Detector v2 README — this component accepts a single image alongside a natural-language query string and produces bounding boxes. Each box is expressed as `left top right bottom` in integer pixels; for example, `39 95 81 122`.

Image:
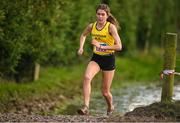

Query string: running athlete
77 3 122 116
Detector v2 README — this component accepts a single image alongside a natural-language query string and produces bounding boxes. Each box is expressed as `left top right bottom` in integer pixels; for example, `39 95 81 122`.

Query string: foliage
0 0 179 81
0 0 68 80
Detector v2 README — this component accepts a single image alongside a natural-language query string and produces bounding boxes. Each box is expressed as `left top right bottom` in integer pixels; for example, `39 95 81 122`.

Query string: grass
115 54 163 82
0 64 85 113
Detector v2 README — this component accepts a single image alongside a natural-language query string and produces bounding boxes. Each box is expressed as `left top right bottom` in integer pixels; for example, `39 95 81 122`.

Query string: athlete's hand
77 48 83 56
91 39 100 48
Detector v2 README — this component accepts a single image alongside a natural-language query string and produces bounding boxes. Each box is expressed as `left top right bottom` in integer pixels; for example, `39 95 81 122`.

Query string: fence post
34 62 40 81
161 32 177 102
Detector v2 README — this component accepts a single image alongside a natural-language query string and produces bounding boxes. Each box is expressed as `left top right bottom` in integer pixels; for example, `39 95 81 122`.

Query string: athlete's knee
84 74 92 82
102 90 110 97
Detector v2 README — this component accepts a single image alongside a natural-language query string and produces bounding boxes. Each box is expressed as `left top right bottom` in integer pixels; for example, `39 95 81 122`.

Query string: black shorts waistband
93 53 114 56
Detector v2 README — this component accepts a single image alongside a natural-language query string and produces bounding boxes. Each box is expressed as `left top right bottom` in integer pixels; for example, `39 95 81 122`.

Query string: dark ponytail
107 13 120 30
96 4 120 30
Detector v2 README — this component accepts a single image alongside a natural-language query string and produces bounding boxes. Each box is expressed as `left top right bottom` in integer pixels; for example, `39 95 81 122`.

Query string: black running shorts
91 53 115 71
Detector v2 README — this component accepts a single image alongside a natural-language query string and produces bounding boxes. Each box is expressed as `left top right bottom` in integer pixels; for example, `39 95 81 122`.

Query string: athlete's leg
83 61 100 107
102 70 115 111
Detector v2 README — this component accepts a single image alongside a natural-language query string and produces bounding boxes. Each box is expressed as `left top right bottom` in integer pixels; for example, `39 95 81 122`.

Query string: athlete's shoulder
84 23 93 33
109 23 117 33
109 23 116 29
88 23 93 28
87 23 94 30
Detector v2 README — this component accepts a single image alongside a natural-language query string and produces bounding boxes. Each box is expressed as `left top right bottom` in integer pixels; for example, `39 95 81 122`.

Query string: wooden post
161 32 177 102
34 62 40 81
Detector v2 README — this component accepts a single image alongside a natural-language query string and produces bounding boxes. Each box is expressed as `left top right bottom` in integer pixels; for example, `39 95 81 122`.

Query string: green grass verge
0 64 85 112
115 54 163 82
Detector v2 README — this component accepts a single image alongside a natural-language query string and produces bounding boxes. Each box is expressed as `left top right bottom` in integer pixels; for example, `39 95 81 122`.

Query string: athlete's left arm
102 24 122 51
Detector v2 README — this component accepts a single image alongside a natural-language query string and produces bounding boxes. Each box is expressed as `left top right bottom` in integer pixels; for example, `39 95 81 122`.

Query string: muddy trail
0 101 179 122
0 110 176 122
1 84 180 122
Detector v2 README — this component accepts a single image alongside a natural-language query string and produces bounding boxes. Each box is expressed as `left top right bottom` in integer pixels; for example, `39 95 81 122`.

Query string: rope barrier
160 69 180 79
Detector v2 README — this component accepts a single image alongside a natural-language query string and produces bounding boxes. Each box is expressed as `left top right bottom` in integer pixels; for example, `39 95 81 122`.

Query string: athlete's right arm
78 23 93 56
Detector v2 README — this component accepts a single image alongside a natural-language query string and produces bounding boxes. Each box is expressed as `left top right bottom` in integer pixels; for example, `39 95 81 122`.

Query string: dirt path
0 101 178 122
0 113 108 122
0 94 179 122
0 113 175 122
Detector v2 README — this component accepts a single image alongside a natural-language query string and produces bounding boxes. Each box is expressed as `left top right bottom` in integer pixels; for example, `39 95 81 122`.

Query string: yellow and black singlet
91 21 115 55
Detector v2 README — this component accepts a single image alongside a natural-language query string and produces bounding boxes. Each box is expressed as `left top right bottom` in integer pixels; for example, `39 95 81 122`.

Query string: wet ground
0 83 180 122
91 83 180 115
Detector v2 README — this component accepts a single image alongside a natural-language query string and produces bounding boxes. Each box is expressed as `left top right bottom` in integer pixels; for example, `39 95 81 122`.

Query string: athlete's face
96 9 108 24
